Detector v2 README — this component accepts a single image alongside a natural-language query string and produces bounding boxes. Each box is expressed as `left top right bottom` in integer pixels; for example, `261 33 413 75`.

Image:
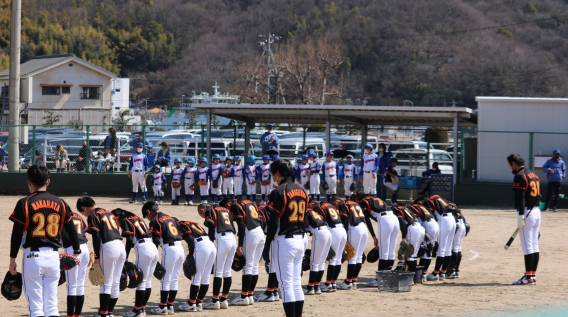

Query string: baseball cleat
189 201 194 205
274 292 281 301
142 200 147 203
366 279 378 287
184 202 189 206
123 309 145 316
254 293 275 302
314 287 322 295
158 201 163 205
167 305 174 315
439 273 446 280
446 271 459 279
248 296 254 305
202 302 220 310
130 200 136 204
352 282 357 290
303 288 315 295
336 282 353 290
231 297 249 306
220 300 229 309
426 273 440 281
177 303 195 312
149 307 168 315
331 283 337 292
320 284 334 292
512 276 536 285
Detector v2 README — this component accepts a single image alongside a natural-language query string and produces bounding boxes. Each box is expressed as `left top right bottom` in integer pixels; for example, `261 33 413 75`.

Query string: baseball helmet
366 247 380 263
247 155 256 163
154 262 166 280
212 154 221 160
302 155 309 161
272 155 280 161
1 271 22 301
58 270 66 286
187 157 196 165
465 222 471 235
200 157 208 164
125 262 144 289
309 152 317 158
296 158 302 164
231 254 246 272
153 164 161 171
302 249 311 271
235 155 242 161
120 269 129 292
262 155 270 161
136 142 144 148
363 143 373 150
225 156 233 162
346 154 354 159
174 158 182 164
326 151 334 156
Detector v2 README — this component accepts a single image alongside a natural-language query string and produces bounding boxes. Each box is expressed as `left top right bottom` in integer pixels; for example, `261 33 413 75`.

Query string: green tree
42 110 61 126
113 110 131 131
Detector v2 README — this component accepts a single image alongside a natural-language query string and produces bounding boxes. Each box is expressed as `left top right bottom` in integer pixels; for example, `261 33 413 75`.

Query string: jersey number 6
288 200 306 223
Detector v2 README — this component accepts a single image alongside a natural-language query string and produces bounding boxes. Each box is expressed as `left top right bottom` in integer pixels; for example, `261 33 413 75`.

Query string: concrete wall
26 109 112 133
29 62 113 110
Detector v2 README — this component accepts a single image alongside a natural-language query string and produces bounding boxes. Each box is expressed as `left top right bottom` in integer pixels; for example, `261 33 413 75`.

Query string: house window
62 87 70 94
42 86 60 95
80 87 100 99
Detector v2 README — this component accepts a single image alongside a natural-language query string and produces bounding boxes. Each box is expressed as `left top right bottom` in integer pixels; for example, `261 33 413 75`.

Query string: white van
385 141 435 152
339 135 379 151
277 137 326 164
391 149 453 176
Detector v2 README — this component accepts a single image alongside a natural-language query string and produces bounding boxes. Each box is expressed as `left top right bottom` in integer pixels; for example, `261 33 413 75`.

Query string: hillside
1 0 568 107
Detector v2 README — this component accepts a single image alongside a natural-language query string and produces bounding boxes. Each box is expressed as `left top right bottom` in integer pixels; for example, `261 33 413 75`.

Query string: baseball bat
503 207 536 250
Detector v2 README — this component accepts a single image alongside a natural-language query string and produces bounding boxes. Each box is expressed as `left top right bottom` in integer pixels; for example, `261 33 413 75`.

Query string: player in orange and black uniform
319 200 347 292
507 153 542 285
112 208 159 317
142 201 185 314
199 201 237 308
335 198 368 290
231 199 267 304
407 202 439 275
61 210 90 317
177 218 217 312
391 205 425 272
304 202 331 294
77 196 126 317
262 159 308 317
9 165 81 317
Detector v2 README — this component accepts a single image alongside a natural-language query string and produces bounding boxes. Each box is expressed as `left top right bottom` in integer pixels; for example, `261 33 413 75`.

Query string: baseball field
0 195 566 317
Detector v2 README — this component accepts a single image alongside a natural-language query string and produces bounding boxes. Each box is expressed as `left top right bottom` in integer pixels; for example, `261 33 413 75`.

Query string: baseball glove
417 244 427 258
198 180 207 186
88 264 105 286
366 247 380 263
344 242 356 261
190 183 199 191
172 182 181 189
397 240 415 261
88 252 95 268
212 179 219 188
349 182 356 192
222 169 229 178
60 253 80 271
304 179 310 190
326 247 336 261
183 255 197 280
261 180 271 186
302 249 311 271
58 270 66 286
322 181 329 191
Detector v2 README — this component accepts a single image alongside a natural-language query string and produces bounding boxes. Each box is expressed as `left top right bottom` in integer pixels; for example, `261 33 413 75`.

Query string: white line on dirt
466 249 479 261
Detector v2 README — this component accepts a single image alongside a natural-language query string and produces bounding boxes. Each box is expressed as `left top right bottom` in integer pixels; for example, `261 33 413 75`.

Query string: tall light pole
180 95 185 107
8 0 22 171
259 33 280 103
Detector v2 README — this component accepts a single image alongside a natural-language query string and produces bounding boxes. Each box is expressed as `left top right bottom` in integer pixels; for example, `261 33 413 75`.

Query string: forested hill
1 0 568 107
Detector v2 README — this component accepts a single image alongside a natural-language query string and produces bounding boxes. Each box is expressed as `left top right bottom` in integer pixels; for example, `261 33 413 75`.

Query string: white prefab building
475 97 568 183
0 54 129 130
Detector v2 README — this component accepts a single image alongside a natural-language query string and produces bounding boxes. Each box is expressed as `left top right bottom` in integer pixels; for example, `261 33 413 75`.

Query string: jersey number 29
288 200 306 222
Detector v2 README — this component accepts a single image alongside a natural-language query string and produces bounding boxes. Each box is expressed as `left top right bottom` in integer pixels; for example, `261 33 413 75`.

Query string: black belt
137 238 150 244
284 233 305 239
345 176 352 178
328 175 336 177
364 171 372 173
196 237 203 242
168 242 179 246
442 213 450 217
30 247 57 252
133 169 143 172
302 175 308 178
220 232 227 236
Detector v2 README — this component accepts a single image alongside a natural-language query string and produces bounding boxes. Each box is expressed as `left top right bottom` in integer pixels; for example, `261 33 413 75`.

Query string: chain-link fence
0 124 457 177
460 130 568 184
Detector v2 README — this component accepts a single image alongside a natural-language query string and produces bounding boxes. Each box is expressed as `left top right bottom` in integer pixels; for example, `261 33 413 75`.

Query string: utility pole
259 33 280 103
8 0 21 171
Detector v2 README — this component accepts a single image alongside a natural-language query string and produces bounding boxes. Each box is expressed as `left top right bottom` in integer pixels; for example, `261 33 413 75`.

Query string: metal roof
192 104 477 127
0 54 117 79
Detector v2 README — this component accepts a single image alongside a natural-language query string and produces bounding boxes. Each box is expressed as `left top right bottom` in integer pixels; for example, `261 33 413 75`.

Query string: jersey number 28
32 213 60 238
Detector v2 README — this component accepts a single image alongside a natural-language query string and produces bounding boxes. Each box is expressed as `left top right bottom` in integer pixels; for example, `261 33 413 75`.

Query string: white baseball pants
171 183 181 200
343 177 355 197
152 185 164 198
214 232 237 278
406 223 426 261
325 176 338 195
184 178 195 195
453 219 466 252
134 238 159 290
272 235 305 303
65 243 90 296
233 177 243 196
436 214 456 257
199 181 209 199
300 176 309 194
192 237 217 285
211 177 222 196
309 226 332 271
347 223 369 265
383 180 399 192
310 174 320 195
362 172 377 195
243 227 266 275
246 181 256 195
22 247 60 317
160 241 184 291
100 239 127 298
519 207 541 255
420 219 440 259
131 171 147 194
261 184 271 195
223 177 234 196
328 224 347 266
376 211 399 260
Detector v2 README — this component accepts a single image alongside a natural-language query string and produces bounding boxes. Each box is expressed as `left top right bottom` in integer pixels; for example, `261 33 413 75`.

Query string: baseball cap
309 153 317 158
326 151 334 156
267 123 275 127
272 155 280 161
363 144 373 150
302 155 309 160
136 143 143 148
346 154 354 159
553 149 561 155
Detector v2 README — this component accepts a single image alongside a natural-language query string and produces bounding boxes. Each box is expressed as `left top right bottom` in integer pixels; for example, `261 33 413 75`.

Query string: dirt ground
0 194 567 317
